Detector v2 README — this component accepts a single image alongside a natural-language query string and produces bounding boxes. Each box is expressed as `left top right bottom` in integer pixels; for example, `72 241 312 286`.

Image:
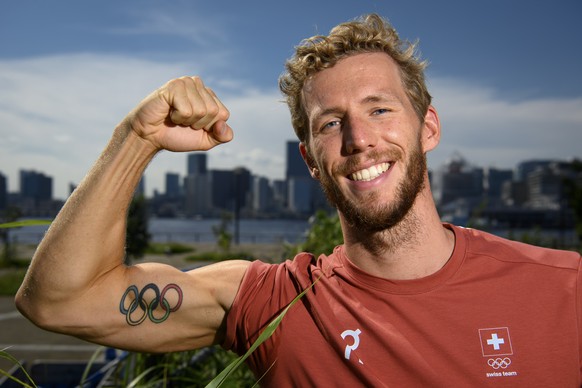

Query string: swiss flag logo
479 327 513 357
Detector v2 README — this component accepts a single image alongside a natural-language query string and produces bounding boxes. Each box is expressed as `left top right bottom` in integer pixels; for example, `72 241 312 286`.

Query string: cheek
310 139 330 166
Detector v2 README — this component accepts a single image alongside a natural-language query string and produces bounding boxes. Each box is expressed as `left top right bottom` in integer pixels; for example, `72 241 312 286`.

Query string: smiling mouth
349 162 391 182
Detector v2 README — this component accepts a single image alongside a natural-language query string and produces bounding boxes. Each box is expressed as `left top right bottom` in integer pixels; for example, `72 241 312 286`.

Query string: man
16 14 581 386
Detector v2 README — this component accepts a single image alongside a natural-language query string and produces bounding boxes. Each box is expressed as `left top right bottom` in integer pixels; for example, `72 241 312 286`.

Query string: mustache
333 148 402 176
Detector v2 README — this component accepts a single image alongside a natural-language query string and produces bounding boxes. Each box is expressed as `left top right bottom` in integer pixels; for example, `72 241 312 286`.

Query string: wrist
113 119 160 161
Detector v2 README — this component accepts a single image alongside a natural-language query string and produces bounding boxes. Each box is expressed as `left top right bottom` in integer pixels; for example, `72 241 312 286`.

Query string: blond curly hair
279 14 431 144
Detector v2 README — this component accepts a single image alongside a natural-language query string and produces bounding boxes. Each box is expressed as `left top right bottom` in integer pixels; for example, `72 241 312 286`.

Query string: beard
318 137 427 233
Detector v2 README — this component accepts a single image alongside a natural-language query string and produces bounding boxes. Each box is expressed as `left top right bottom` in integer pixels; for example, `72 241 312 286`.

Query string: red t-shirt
223 225 582 387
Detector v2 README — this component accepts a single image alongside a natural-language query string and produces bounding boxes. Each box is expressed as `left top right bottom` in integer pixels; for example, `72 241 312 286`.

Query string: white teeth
350 162 390 181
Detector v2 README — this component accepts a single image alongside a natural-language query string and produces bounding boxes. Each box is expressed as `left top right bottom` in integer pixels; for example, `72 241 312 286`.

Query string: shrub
0 269 27 296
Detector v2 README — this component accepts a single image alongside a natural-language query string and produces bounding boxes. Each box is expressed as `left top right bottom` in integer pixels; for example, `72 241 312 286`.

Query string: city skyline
1 146 577 202
1 1 581 199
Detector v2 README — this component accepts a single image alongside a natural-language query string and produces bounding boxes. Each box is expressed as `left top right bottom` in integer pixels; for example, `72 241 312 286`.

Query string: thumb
211 120 234 144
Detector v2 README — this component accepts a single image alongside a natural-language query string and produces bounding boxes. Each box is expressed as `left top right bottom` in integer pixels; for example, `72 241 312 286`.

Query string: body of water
149 218 309 244
5 218 310 245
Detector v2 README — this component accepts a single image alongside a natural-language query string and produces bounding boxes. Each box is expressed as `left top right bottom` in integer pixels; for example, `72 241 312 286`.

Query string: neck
340 190 454 280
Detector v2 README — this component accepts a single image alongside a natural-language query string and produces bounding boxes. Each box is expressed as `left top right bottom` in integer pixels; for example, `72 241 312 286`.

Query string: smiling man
296 52 451 278
16 14 582 387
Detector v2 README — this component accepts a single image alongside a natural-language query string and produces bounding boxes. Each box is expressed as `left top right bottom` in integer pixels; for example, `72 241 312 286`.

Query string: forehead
302 52 406 113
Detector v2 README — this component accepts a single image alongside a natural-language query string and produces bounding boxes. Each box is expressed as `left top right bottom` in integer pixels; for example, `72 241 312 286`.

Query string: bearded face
315 132 427 233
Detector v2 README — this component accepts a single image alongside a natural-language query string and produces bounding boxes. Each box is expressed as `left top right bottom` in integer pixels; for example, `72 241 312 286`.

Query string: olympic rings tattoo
119 283 183 326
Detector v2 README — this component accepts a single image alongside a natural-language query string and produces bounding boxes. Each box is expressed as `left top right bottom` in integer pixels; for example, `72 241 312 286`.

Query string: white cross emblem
487 333 505 350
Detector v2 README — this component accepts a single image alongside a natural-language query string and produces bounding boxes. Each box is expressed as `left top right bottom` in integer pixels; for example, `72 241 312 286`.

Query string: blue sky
1 0 581 199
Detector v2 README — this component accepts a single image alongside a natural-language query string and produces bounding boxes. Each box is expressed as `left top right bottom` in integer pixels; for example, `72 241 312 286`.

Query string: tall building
515 160 553 181
184 153 210 216
272 179 287 211
0 172 7 212
432 153 483 207
187 153 207 175
20 170 52 202
285 140 328 214
288 176 314 214
165 172 181 198
184 174 210 217
485 168 513 200
526 162 570 209
252 176 273 213
233 167 252 213
209 170 235 212
285 141 309 180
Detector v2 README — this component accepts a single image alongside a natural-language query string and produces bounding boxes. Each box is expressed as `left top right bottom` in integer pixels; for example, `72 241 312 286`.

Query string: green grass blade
0 348 37 388
0 220 52 229
79 346 105 385
126 364 168 388
206 276 320 388
0 369 35 388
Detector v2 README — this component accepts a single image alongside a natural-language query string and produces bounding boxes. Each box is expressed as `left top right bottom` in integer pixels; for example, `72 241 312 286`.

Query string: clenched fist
123 76 233 153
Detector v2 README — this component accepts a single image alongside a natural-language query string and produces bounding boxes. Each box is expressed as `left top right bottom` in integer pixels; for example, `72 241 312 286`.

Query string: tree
212 212 233 252
0 206 22 266
125 195 151 263
287 210 343 257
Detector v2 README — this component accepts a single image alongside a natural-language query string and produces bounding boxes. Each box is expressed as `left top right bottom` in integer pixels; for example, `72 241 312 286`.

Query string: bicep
67 259 250 353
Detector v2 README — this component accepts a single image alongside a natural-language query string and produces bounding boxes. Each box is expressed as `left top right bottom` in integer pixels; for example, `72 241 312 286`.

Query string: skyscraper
285 141 309 180
285 140 328 214
20 170 52 202
0 172 7 212
252 176 273 213
165 172 181 198
187 153 207 176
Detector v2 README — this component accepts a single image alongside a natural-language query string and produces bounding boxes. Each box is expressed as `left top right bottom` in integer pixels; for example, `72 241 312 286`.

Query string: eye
321 120 340 132
372 108 389 116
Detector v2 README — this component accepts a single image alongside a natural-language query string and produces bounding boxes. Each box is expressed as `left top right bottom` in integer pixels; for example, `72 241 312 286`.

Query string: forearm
16 122 158 311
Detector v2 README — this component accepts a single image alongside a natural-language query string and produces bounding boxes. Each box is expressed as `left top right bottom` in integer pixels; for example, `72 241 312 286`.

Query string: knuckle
166 77 186 92
191 105 207 118
222 106 231 119
206 103 220 117
191 76 204 86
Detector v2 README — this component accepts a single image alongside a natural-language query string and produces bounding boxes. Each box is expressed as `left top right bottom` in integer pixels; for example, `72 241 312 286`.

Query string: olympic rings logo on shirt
487 357 512 369
119 283 183 326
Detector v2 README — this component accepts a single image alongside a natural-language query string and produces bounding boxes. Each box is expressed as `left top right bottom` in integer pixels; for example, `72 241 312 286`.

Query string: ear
421 105 441 153
299 142 320 180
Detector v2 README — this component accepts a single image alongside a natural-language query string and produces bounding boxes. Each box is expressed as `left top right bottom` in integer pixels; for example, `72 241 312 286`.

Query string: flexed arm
15 77 249 352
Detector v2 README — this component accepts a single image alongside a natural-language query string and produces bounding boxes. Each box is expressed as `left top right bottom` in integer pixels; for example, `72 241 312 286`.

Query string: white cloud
0 54 580 201
0 54 194 197
110 6 229 46
0 54 292 199
428 77 582 170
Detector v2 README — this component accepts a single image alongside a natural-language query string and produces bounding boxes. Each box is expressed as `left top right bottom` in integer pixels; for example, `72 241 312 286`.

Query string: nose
343 115 378 155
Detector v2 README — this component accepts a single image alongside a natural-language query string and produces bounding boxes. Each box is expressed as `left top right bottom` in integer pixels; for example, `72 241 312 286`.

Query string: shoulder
451 224 581 271
243 250 339 288
223 252 333 354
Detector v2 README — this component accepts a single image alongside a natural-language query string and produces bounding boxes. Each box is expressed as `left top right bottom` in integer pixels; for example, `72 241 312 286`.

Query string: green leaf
0 220 52 229
0 348 37 387
127 364 169 388
206 276 320 388
79 346 105 385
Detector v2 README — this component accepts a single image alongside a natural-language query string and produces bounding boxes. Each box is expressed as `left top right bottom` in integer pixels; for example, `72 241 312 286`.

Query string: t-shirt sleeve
221 258 305 358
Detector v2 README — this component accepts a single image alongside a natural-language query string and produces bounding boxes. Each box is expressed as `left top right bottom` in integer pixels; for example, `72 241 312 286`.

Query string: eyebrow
313 93 403 119
312 107 344 121
360 92 403 105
